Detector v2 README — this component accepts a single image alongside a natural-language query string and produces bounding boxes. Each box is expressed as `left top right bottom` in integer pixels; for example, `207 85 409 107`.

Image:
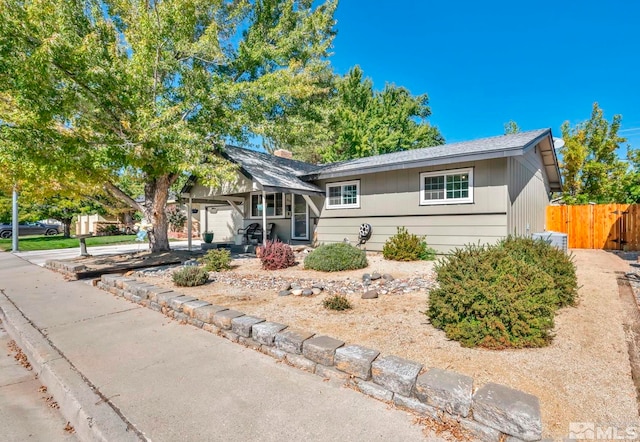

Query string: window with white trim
420 168 473 205
250 193 284 218
326 180 360 209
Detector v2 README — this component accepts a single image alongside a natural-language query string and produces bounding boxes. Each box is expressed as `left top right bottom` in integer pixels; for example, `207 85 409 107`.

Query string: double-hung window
420 168 473 205
250 193 284 218
326 180 360 209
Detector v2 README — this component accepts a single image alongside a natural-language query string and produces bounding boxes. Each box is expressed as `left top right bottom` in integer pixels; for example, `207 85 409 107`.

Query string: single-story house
181 128 561 253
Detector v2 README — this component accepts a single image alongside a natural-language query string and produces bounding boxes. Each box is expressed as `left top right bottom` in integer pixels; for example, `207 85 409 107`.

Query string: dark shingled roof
301 129 556 181
222 145 323 195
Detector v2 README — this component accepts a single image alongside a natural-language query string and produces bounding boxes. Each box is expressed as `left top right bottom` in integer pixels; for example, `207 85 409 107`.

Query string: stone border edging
98 274 544 442
0 292 144 442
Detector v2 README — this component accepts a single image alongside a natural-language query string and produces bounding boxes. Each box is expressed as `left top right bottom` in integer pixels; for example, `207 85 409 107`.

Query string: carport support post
11 185 18 253
262 190 267 246
187 195 193 251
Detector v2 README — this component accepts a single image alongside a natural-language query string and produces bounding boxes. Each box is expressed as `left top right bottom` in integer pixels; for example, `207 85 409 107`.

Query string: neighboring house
181 129 561 253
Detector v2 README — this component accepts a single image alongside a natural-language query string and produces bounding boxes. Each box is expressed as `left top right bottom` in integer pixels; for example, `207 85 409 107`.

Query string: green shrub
199 248 232 272
322 294 352 311
498 236 578 307
166 206 187 232
260 240 296 270
427 242 564 349
304 243 368 272
172 266 209 287
382 227 436 261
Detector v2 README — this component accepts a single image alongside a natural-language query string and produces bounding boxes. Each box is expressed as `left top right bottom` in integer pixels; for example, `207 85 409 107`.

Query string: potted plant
202 232 214 243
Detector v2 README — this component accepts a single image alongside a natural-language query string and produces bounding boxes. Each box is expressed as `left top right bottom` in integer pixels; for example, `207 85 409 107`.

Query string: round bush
498 236 577 307
172 266 209 287
304 243 368 272
322 294 352 311
260 240 296 270
382 226 436 261
427 244 560 349
199 248 232 272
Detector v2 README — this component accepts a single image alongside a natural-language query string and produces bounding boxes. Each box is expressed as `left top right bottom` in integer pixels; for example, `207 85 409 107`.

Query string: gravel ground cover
137 249 640 440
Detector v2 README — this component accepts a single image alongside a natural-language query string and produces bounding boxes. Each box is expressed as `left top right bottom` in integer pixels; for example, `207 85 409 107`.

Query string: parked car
0 222 60 238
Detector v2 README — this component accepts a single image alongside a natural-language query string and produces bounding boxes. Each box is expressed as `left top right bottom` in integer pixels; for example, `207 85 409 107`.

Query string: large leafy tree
559 102 633 203
320 66 444 162
0 0 337 251
274 66 444 163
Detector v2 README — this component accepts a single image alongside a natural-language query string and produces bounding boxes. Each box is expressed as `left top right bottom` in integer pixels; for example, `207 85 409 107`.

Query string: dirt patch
137 249 640 439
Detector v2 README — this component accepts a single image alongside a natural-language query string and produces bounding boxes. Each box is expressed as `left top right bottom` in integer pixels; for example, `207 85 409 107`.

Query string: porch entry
291 194 309 240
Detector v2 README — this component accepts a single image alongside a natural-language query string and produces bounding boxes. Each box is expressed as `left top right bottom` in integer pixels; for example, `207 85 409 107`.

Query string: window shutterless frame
249 192 286 218
325 180 360 209
419 168 474 205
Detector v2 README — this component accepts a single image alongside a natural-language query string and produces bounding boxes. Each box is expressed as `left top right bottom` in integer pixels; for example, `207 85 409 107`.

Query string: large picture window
326 180 360 209
250 193 284 218
420 168 473 205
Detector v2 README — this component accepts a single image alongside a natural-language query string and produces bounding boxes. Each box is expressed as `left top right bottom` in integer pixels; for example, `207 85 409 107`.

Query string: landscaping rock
278 290 291 296
355 379 393 402
393 394 440 420
459 418 502 442
301 289 314 296
155 291 183 307
212 309 245 330
275 329 315 354
168 296 197 311
311 288 322 295
473 383 542 441
194 305 228 323
371 355 422 396
414 368 473 417
280 282 292 291
362 273 371 281
362 290 378 299
220 329 239 342
302 335 345 366
182 300 211 317
143 286 175 302
291 288 303 296
311 283 324 290
370 272 381 280
334 345 380 380
315 365 350 383
252 322 287 346
231 315 265 338
382 273 394 281
285 353 316 373
260 345 287 361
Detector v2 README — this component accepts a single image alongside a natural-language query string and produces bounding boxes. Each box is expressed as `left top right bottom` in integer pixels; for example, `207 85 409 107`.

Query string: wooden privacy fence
546 204 640 250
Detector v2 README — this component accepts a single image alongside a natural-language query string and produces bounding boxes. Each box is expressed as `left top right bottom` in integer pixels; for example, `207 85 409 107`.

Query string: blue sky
328 0 640 154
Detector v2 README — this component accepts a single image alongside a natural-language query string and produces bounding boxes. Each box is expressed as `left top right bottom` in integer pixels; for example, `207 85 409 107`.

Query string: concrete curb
0 293 144 442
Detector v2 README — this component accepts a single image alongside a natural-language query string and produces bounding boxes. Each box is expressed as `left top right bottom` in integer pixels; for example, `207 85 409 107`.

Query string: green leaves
559 102 638 204
321 66 444 162
0 0 338 250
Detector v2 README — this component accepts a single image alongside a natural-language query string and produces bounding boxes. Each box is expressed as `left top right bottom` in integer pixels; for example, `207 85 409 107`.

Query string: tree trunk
144 175 171 252
62 218 72 238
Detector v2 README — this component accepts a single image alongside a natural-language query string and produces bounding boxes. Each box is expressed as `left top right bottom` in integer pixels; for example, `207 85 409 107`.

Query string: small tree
166 206 187 233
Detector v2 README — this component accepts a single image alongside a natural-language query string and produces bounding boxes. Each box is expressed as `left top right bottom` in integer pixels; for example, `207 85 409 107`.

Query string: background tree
0 0 337 251
504 120 521 134
559 102 632 203
320 66 444 162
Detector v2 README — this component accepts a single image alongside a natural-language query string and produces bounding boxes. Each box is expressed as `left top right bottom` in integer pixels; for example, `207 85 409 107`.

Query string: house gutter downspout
262 190 267 247
187 195 193 251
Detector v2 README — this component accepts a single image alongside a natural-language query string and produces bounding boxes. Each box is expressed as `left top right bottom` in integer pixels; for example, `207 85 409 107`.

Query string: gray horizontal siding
315 214 508 254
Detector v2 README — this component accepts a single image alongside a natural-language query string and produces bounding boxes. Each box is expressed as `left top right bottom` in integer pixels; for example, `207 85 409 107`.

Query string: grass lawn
0 234 139 252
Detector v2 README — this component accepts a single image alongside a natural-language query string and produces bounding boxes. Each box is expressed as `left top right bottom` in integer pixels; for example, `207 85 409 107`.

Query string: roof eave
303 148 527 181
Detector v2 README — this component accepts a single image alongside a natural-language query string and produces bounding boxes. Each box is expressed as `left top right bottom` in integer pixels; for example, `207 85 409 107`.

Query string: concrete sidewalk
0 252 428 441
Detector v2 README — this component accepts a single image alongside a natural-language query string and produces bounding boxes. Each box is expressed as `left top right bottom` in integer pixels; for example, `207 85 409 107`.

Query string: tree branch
103 182 143 212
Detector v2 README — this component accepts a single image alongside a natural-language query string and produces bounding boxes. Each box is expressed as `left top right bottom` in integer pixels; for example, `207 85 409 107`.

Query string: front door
291 194 309 240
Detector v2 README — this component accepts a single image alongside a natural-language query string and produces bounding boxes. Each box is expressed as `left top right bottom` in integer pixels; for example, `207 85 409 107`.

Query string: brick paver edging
97 274 544 442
